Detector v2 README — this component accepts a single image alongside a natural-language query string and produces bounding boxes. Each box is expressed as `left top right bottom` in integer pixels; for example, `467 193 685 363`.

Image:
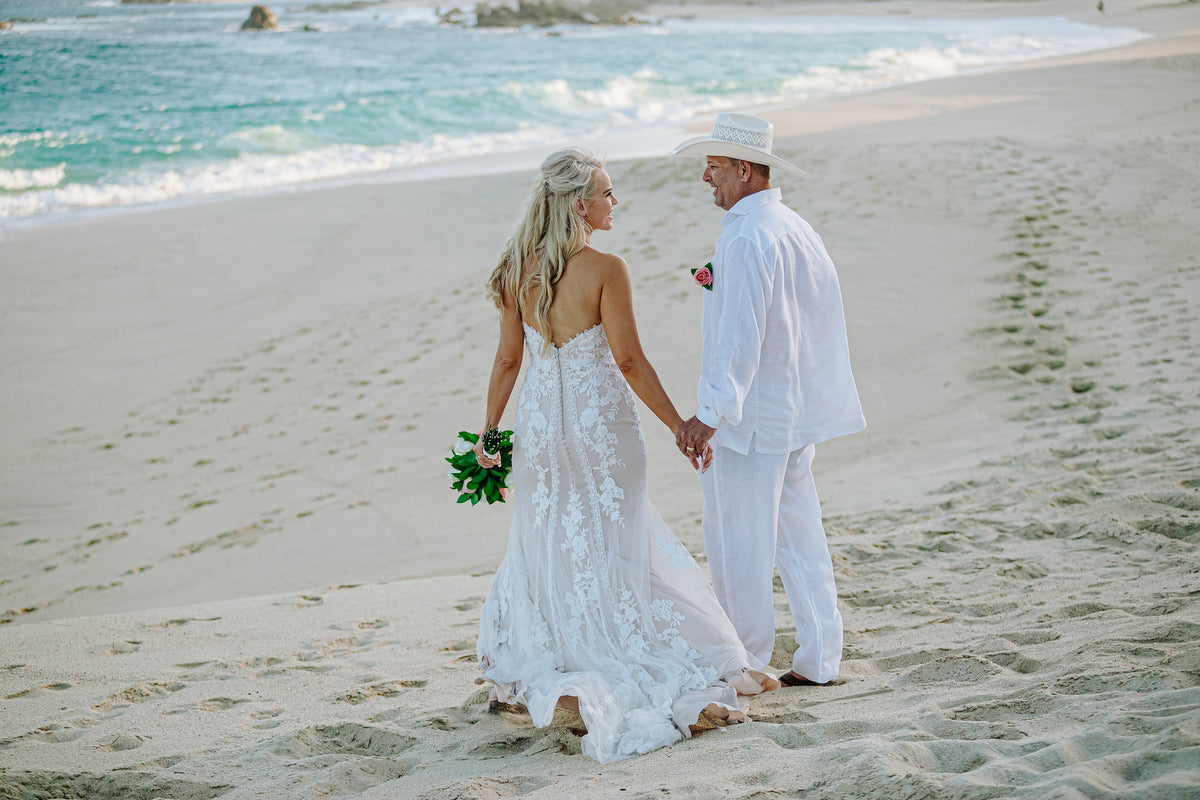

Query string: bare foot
702 702 749 726
556 695 580 714
728 669 782 696
752 670 782 694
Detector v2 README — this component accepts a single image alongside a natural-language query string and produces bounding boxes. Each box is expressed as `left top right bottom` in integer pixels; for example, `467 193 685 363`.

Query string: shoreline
0 0 1161 235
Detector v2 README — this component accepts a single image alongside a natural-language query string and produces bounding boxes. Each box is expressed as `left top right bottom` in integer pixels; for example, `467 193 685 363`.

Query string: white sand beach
2 0 1199 797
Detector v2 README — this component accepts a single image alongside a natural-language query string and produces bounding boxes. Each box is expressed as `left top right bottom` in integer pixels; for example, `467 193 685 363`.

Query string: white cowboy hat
670 112 803 173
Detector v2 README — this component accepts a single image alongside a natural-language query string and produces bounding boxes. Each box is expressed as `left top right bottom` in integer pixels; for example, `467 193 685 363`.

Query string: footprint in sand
453 596 485 612
333 679 427 705
23 724 89 744
947 685 1062 723
1137 516 1200 543
892 654 1002 687
409 687 492 731
743 694 820 726
91 682 186 715
289 594 324 608
198 697 246 711
419 776 552 799
996 561 1048 580
466 730 578 760
440 639 478 665
247 708 284 730
355 619 389 630
999 629 1060 646
149 617 221 632
4 682 72 700
105 640 141 656
981 650 1043 675
266 722 418 759
95 732 149 751
0 769 228 798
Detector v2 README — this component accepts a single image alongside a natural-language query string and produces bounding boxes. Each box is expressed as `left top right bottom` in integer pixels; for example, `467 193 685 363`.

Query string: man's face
702 156 744 211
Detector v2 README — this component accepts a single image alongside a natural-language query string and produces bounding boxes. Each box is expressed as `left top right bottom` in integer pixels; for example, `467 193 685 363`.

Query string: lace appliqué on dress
476 322 757 763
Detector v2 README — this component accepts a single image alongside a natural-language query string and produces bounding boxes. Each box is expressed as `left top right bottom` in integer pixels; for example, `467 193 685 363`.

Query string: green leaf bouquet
446 427 513 505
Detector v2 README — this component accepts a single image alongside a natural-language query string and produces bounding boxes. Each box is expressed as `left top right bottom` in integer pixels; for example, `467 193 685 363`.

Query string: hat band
711 123 771 151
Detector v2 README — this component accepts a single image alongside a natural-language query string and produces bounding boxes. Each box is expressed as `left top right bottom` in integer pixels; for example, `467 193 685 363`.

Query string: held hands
675 416 717 472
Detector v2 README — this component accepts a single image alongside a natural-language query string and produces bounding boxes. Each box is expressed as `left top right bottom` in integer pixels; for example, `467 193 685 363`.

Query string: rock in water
241 5 277 30
466 0 646 28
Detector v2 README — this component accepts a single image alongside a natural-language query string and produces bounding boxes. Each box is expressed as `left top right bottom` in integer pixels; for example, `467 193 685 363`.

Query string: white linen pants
700 443 843 683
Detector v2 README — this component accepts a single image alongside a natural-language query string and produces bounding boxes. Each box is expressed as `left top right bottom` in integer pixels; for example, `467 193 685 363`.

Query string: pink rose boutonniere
691 262 714 290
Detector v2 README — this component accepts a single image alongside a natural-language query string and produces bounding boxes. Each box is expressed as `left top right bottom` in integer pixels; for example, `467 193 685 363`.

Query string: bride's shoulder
577 247 628 277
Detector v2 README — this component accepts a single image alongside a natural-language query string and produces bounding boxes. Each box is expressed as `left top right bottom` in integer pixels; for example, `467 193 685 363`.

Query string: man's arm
696 235 775 429
675 236 775 465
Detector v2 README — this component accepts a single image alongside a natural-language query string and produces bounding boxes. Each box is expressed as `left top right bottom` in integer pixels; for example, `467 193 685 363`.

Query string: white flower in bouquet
453 435 474 455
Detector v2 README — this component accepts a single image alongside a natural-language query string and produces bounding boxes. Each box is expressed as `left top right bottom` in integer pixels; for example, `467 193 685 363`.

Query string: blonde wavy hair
486 147 604 348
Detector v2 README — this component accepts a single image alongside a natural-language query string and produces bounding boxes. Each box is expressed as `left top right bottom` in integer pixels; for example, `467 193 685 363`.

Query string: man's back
702 189 865 453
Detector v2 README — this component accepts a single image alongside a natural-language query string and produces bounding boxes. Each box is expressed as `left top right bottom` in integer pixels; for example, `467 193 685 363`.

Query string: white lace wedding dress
477 322 771 763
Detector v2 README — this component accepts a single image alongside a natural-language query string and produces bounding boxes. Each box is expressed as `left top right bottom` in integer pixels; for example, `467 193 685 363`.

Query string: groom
671 113 865 686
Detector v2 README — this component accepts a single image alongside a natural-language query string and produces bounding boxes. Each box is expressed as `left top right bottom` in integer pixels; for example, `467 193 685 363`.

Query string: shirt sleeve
697 235 775 429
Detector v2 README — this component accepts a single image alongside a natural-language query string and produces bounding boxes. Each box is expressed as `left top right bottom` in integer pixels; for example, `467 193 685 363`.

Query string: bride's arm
599 255 687 434
482 292 525 432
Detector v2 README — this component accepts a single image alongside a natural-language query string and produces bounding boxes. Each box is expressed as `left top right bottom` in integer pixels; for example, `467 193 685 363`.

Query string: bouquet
447 427 513 505
691 261 714 290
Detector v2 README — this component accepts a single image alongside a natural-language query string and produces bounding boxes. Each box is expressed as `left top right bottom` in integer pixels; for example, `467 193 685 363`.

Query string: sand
2 1 1199 797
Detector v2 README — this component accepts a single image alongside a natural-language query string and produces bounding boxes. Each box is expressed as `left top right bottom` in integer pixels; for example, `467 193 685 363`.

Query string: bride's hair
486 147 604 348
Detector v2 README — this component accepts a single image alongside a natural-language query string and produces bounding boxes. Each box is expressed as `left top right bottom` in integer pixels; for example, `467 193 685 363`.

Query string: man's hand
676 416 717 472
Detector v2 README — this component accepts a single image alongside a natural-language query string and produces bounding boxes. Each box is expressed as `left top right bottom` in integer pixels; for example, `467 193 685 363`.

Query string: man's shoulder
752 194 805 222
736 198 810 243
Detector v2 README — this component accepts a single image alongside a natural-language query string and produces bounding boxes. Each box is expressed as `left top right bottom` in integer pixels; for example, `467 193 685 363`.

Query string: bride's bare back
525 246 608 348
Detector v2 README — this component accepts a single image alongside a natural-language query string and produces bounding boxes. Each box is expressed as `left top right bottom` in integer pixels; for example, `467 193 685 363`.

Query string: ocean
0 0 1147 226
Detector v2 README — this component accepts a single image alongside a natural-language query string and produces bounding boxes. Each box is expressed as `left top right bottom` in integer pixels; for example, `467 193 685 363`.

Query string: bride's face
580 169 617 232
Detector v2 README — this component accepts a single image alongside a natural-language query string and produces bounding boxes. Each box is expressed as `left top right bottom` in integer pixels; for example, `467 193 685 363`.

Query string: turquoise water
0 1 1146 224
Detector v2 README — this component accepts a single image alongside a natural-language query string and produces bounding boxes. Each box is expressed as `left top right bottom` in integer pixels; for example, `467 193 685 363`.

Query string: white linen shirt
696 188 865 454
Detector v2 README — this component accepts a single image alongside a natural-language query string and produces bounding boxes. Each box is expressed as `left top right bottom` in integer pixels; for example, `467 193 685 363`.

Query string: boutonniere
690 262 713 290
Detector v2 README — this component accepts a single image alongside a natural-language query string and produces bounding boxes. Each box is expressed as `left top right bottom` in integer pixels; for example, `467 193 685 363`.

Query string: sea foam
0 9 1148 225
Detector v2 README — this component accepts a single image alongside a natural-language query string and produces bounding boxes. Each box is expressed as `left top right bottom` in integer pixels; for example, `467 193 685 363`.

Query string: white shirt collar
721 187 782 227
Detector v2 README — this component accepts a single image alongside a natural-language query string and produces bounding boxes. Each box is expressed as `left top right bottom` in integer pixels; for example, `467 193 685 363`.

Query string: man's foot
779 670 845 687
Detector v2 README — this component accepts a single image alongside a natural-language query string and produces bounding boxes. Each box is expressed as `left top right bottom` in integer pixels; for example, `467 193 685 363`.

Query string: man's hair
722 156 770 182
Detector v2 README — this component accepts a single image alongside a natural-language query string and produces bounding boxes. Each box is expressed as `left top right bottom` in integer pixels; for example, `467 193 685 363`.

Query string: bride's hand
473 439 501 469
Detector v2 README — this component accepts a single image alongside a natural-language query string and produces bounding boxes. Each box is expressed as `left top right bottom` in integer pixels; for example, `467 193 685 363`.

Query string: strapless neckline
524 322 604 351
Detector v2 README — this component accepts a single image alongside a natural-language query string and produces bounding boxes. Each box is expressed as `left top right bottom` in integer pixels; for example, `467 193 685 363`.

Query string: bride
473 147 778 763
